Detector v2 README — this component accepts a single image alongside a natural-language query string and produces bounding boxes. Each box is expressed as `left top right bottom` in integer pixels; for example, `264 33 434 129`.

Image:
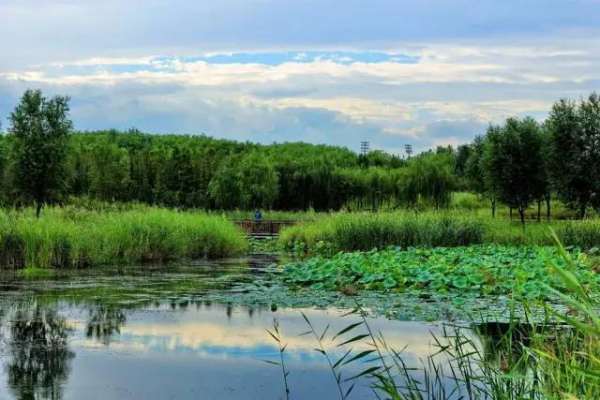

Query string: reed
280 212 485 253
0 206 247 269
279 211 600 253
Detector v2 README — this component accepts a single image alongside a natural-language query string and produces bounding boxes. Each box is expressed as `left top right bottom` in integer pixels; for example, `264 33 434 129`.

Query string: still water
0 257 463 400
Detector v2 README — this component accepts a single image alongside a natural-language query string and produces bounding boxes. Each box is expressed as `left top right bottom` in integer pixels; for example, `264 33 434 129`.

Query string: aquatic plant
0 206 248 269
282 245 599 300
271 236 600 399
265 319 290 400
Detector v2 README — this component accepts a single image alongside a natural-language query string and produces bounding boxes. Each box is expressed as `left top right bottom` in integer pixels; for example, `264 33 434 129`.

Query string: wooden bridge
233 220 297 238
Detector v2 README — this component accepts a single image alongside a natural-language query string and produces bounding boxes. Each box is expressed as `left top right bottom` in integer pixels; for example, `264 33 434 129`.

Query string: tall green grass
279 211 600 253
280 212 485 253
0 206 247 269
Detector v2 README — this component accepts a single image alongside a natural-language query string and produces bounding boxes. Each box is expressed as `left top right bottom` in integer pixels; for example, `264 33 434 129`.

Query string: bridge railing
232 219 297 236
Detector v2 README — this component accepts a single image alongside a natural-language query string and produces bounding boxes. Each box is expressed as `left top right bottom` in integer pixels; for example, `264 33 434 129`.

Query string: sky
0 1 599 154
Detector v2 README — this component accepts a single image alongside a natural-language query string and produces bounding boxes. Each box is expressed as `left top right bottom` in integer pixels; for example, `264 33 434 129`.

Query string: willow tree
208 155 243 209
401 152 455 209
208 152 279 210
238 152 279 209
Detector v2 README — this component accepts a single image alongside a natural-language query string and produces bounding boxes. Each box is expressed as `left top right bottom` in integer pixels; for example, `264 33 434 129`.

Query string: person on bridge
254 209 262 222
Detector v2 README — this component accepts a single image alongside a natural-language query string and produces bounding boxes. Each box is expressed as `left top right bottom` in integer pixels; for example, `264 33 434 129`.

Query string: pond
0 256 499 400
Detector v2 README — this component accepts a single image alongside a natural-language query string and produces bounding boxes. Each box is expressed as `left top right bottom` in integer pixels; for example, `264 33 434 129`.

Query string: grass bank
279 211 600 253
0 206 247 269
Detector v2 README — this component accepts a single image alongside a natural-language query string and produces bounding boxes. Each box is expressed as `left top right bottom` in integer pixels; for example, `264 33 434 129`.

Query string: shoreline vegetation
0 206 247 269
279 211 600 254
1 202 599 272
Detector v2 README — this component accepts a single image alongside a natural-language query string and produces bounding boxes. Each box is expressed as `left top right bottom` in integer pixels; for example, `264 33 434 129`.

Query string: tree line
461 93 600 222
1 89 600 219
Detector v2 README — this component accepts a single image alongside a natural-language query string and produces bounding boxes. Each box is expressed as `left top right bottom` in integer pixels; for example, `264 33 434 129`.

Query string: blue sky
1 0 599 153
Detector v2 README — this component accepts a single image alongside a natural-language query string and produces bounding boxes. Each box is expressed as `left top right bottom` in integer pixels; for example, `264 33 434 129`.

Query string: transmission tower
360 141 370 155
404 144 413 159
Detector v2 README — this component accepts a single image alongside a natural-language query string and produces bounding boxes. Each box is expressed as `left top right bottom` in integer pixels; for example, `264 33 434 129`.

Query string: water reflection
85 306 126 346
0 261 535 400
0 295 447 399
4 303 73 400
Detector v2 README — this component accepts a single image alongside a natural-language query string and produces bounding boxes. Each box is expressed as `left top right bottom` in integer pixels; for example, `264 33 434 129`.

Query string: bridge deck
233 219 297 237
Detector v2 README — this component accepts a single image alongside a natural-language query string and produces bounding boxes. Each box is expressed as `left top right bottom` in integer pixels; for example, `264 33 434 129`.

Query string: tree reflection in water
5 303 74 400
85 305 126 346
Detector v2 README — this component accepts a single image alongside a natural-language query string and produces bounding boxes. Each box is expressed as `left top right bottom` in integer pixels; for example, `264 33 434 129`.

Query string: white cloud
1 35 599 152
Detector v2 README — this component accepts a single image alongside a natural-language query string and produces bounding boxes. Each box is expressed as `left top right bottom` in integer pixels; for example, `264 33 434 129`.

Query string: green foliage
0 206 247 268
547 93 600 217
62 130 461 212
272 240 600 398
464 135 502 216
0 99 462 212
209 152 279 209
450 192 486 210
280 212 485 254
282 245 599 299
454 143 471 177
88 139 132 201
281 211 600 253
8 89 72 216
208 155 244 209
2 89 600 221
402 151 455 208
556 220 600 250
370 237 600 399
238 152 279 209
483 118 548 223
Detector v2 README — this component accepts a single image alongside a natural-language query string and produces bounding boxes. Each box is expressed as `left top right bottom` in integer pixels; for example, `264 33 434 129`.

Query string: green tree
208 155 243 209
238 152 279 209
547 94 600 217
483 117 546 225
8 90 72 216
454 144 471 177
401 152 455 209
466 135 500 217
88 141 131 201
